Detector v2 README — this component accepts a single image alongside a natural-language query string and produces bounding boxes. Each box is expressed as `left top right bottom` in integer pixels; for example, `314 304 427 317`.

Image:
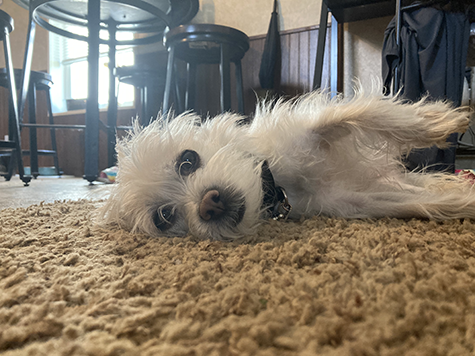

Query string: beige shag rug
1 200 475 356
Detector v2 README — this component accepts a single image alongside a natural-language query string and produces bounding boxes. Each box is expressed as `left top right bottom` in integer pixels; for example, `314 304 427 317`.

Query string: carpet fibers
1 200 475 355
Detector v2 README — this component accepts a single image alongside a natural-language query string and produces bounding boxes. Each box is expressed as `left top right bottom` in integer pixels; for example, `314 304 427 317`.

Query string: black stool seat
113 65 166 125
163 24 250 114
114 66 164 88
0 68 52 90
0 68 61 178
165 24 250 64
0 10 14 35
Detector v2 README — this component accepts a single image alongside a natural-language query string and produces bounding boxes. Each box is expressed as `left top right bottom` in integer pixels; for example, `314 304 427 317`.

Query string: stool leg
107 20 117 168
144 85 151 124
185 62 196 111
45 87 61 176
3 27 30 185
220 43 231 112
6 149 15 181
5 99 16 181
174 62 184 114
139 86 145 124
330 15 339 97
28 81 39 178
163 46 175 114
18 13 36 128
235 61 245 114
313 2 329 90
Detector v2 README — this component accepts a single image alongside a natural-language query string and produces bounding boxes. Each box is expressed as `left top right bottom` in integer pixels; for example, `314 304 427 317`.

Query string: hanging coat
382 7 470 173
259 0 281 90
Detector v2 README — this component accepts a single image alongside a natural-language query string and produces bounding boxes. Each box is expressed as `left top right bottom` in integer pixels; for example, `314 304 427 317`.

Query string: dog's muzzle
261 161 292 220
199 188 246 226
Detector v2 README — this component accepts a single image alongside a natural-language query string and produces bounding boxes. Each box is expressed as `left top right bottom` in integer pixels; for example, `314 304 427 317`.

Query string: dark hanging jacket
382 6 470 172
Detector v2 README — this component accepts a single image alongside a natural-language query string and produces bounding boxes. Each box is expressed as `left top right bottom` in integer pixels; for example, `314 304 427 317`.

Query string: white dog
100 90 474 240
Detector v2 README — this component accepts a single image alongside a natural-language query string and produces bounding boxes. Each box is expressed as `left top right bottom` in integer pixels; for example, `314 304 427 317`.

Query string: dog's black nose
199 190 225 221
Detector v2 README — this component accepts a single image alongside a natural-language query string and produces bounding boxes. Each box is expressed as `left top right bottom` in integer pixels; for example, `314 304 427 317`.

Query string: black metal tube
393 0 402 94
107 20 118 168
84 0 101 183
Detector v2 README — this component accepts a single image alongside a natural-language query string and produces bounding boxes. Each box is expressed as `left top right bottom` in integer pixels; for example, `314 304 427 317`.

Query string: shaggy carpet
1 200 475 356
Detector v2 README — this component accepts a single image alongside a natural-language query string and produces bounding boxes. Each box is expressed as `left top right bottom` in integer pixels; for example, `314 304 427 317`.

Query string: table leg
84 0 101 184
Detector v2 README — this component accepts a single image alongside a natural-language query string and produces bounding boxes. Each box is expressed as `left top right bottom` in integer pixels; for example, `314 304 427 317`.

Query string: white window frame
48 21 135 113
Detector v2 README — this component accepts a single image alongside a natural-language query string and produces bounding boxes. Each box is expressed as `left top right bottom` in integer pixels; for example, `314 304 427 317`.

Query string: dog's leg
297 94 473 220
343 172 475 220
315 95 470 152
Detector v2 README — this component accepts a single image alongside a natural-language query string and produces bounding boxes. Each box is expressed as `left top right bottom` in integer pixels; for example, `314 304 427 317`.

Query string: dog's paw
415 102 471 146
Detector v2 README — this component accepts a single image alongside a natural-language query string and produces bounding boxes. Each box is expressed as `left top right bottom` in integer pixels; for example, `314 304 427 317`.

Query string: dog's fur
99 90 474 240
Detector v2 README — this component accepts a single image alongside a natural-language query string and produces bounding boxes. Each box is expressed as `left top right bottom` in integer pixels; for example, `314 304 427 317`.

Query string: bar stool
163 24 250 114
0 10 31 185
24 70 60 177
0 69 61 178
114 66 166 125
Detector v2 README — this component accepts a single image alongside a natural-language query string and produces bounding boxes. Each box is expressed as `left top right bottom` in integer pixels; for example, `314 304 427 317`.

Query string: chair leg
5 93 15 181
107 20 117 168
143 85 151 124
235 60 245 114
220 43 231 112
173 62 185 114
45 87 61 176
163 45 175 114
28 81 39 178
6 150 15 181
313 1 329 90
185 62 196 111
3 27 30 185
18 14 36 127
4 106 16 181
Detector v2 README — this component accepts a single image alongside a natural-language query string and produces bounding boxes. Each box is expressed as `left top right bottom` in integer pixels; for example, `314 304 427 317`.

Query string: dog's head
100 112 274 240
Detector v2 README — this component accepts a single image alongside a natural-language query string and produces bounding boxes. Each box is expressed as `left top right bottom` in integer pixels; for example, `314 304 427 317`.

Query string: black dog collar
261 161 292 220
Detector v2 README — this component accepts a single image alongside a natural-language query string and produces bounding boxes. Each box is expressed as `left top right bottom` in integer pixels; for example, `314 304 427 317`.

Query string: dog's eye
177 150 200 177
153 206 175 231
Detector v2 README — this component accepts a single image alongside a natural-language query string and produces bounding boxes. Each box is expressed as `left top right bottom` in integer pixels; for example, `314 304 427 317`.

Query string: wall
0 0 49 70
192 0 391 95
343 16 393 95
194 0 322 37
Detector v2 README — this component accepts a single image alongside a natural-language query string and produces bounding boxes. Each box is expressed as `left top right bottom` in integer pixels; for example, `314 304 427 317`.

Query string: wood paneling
188 24 331 116
0 92 136 177
48 109 136 177
242 25 331 114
